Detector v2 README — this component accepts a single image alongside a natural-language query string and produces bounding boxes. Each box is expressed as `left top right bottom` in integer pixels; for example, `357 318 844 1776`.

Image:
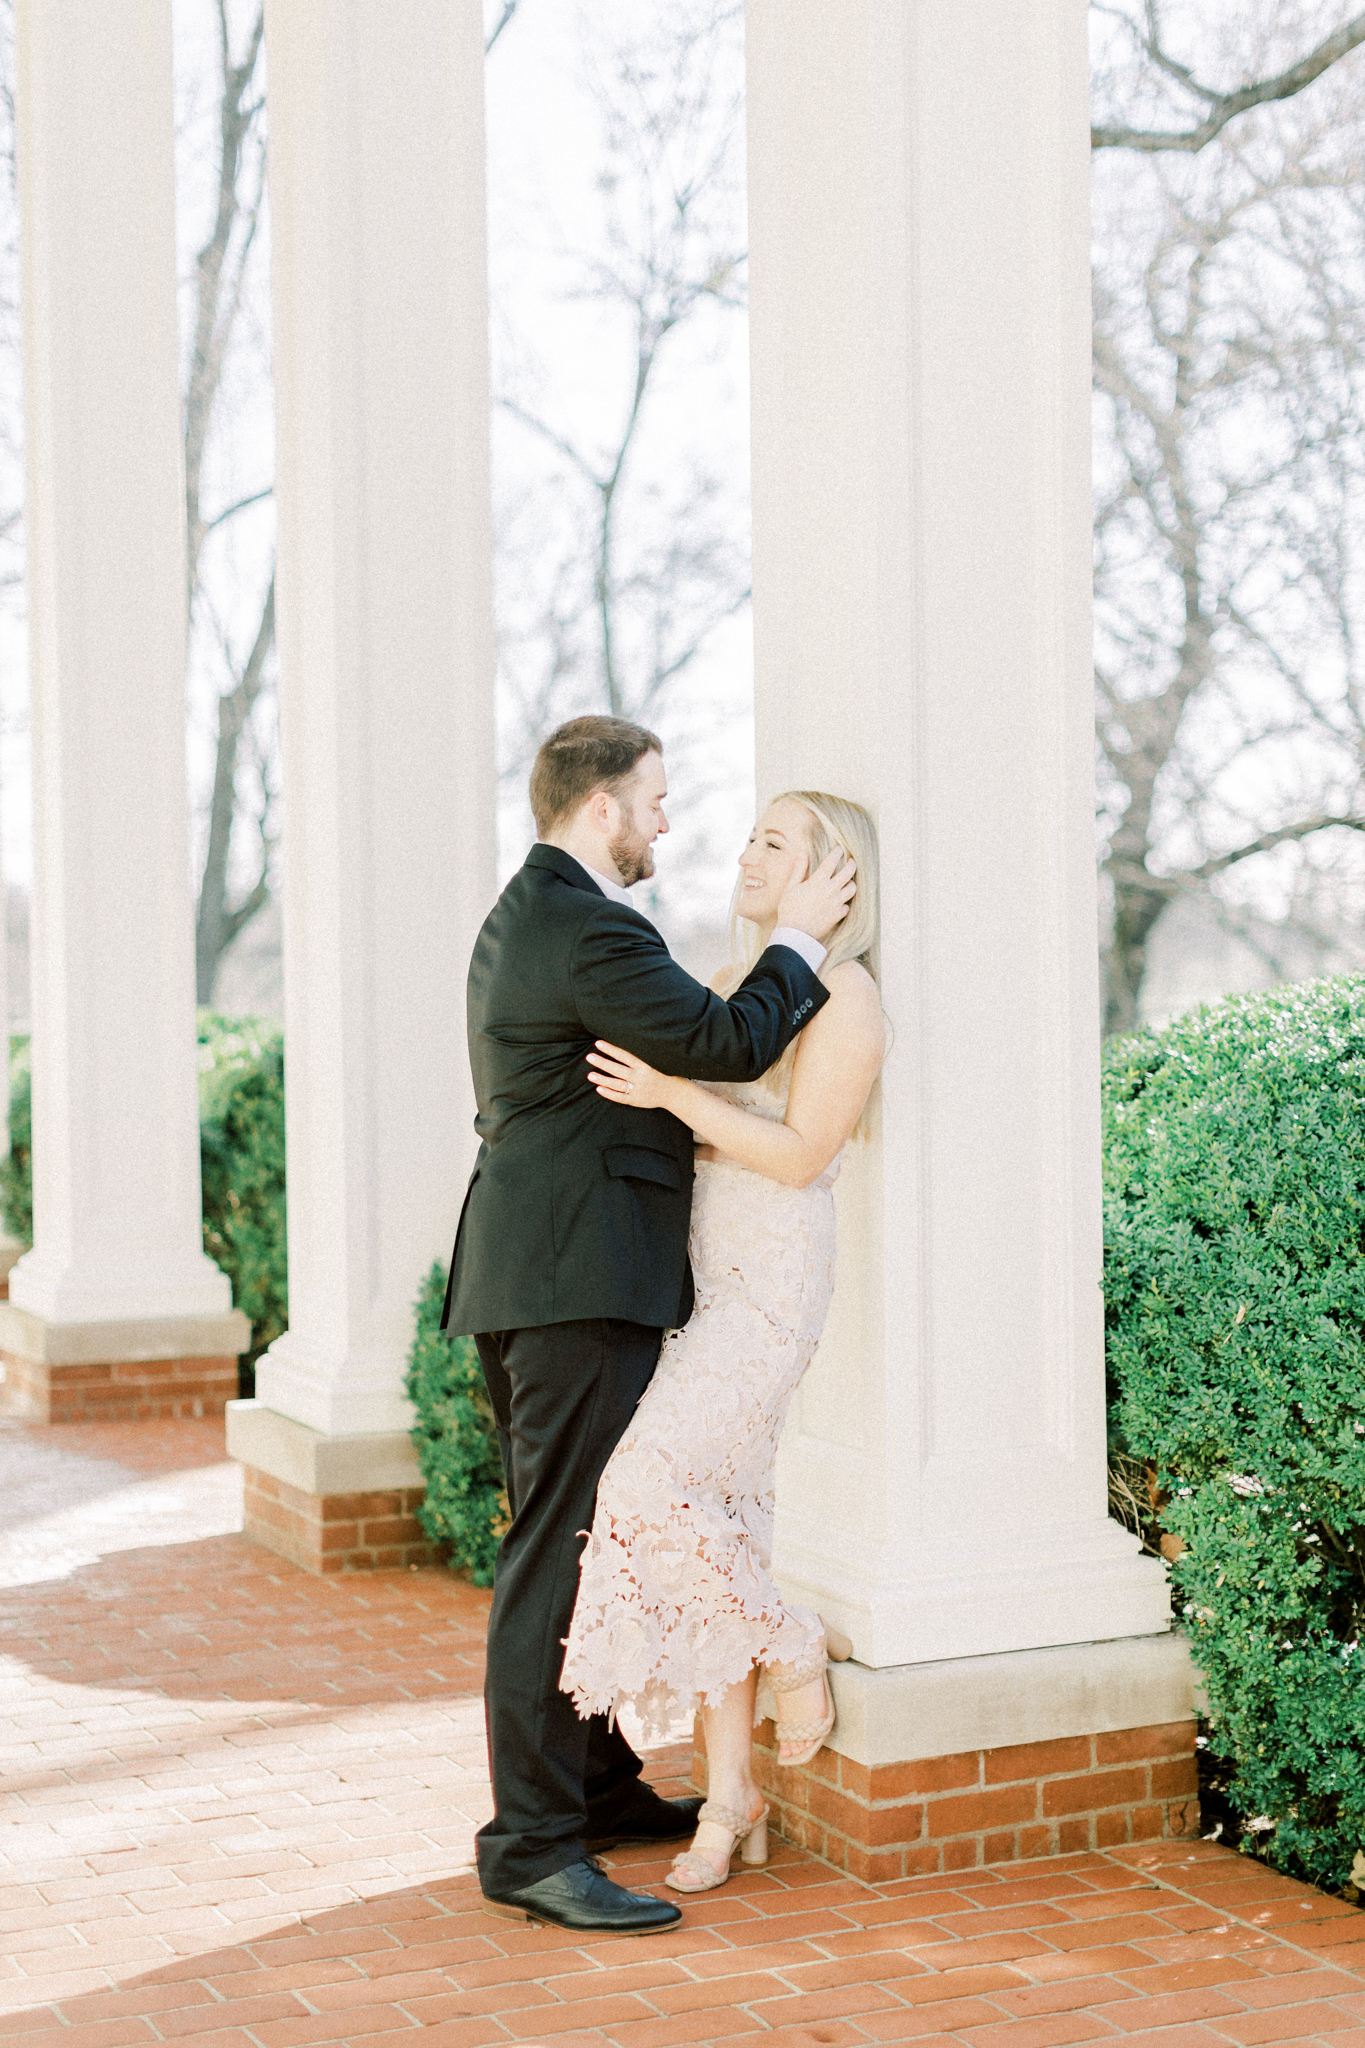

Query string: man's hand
776 848 857 940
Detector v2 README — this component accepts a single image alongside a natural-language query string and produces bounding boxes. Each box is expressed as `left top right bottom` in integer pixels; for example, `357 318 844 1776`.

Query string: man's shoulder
474 858 663 977
524 849 661 935
489 854 603 926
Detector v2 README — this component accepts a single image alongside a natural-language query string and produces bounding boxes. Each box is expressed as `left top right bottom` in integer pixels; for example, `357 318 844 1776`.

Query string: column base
693 1634 1201 1881
0 1304 250 1423
0 1237 23 1301
774 1513 1172 1666
227 1398 437 1574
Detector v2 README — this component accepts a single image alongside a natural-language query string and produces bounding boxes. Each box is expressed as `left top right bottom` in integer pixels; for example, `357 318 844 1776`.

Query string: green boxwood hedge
1104 977 1365 1891
0 1034 31 1245
0 1015 287 1368
404 1261 507 1585
198 1014 287 1369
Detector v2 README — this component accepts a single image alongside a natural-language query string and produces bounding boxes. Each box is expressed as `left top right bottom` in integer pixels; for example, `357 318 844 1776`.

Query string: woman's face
737 800 812 923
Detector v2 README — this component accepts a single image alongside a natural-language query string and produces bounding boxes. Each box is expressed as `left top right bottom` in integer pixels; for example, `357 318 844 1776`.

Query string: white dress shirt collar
553 848 640 909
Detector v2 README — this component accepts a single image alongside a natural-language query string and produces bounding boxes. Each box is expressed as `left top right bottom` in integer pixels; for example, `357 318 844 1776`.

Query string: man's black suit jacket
441 843 830 1336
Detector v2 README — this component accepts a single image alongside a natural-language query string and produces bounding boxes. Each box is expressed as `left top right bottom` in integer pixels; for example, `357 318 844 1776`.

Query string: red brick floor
5 1420 1365 2046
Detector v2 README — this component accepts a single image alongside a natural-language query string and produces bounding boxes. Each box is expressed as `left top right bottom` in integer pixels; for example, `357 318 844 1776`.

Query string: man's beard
608 826 655 887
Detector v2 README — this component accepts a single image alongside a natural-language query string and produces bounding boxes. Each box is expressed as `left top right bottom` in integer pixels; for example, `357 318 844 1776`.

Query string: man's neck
543 831 626 893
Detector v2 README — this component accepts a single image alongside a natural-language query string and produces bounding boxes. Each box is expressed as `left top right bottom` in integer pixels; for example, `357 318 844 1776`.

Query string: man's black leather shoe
583 1788 704 1853
482 1856 681 1935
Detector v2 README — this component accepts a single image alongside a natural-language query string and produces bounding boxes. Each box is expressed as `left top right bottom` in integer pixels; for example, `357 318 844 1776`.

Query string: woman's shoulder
823 959 880 1005
816 960 885 1045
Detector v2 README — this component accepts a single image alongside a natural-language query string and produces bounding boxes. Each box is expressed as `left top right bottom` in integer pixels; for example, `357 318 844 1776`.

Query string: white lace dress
560 1084 838 1742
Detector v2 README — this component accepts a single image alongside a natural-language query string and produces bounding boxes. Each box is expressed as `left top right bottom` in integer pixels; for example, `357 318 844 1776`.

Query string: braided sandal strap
697 1798 765 1836
765 1645 829 1694
668 1802 767 1889
772 1667 835 1755
773 1712 829 1742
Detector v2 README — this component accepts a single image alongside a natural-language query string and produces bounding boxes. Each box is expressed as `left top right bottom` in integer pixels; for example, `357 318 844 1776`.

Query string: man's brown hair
529 715 662 836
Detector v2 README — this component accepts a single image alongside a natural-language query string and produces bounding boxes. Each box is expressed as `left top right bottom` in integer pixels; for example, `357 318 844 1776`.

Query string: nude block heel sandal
767 1634 841 1770
664 1799 770 1894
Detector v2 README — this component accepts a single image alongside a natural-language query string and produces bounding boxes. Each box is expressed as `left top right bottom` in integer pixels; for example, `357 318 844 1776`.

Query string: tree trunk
1103 879 1171 1038
194 577 275 1004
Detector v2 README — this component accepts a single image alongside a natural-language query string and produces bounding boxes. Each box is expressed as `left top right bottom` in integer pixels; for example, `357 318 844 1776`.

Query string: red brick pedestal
228 1397 438 1574
1 1349 240 1422
0 1304 249 1423
694 1633 1200 1879
697 1714 1198 1881
242 1466 436 1573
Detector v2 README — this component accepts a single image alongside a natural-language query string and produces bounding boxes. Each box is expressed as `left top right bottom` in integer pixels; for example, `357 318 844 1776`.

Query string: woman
560 790 885 1893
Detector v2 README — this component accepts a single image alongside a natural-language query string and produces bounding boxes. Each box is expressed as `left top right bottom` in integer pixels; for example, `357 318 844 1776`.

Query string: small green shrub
1104 977 1365 1890
0 1035 31 1243
405 1261 508 1585
1 1017 287 1372
198 1013 287 1364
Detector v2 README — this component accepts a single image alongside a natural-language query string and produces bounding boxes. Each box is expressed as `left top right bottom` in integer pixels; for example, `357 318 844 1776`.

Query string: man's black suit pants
473 1317 663 1895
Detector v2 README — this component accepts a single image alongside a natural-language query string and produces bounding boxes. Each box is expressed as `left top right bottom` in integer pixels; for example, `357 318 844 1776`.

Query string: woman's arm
587 962 885 1189
567 848 854 1085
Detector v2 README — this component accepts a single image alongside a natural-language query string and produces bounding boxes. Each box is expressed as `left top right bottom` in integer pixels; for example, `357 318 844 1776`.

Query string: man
443 715 854 1935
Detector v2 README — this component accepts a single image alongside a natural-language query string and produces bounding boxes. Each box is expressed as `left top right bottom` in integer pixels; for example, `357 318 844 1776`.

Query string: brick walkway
5 1421 1365 2046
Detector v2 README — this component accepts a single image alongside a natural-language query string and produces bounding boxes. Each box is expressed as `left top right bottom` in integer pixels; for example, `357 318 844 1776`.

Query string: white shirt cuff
770 927 827 974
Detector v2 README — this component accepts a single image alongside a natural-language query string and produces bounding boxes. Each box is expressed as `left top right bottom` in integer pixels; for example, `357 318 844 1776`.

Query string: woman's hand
587 1040 677 1111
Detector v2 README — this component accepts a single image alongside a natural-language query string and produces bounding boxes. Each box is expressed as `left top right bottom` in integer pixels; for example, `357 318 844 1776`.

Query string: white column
10 0 231 1325
251 0 496 1439
748 0 1168 1666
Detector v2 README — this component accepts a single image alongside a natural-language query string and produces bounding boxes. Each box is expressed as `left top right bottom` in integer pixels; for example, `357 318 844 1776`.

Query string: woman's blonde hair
718 790 882 1131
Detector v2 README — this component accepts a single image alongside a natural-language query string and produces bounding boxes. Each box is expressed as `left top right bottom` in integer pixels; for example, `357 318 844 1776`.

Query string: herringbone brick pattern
5 1416 1365 2047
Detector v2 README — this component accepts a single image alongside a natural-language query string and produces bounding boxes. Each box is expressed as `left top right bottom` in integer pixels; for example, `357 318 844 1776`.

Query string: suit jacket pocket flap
604 1144 681 1190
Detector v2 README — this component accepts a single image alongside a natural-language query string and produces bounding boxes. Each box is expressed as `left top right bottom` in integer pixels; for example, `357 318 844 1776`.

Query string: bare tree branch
183 4 277 1003
1093 108 1365 1031
496 5 749 748
183 2 267 611
195 577 276 1000
497 399 602 487
486 0 521 54
1110 816 1365 894
1093 6 1365 152
202 485 273 536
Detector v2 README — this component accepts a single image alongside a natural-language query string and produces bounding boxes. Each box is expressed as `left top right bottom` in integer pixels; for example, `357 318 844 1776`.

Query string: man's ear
584 789 614 836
